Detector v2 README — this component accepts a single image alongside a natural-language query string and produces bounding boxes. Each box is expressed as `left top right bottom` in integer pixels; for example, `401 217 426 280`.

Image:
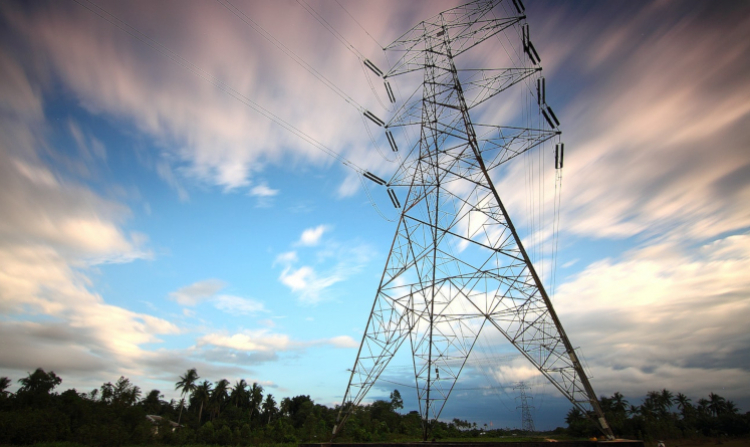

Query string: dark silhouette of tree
262 393 277 425
612 392 629 413
17 368 61 394
175 368 199 424
390 389 404 411
248 382 264 422
659 389 675 414
4 367 750 445
193 379 212 425
0 377 10 396
230 379 248 408
708 393 726 417
210 378 229 420
724 400 739 415
696 397 710 418
676 393 692 414
142 389 165 414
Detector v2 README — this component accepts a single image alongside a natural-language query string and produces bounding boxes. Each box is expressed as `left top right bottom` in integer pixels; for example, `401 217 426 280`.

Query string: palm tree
724 400 739 415
708 392 726 417
249 382 264 421
193 380 212 425
627 404 641 417
659 388 674 414
262 393 277 425
611 392 629 414
175 368 200 424
230 379 248 408
696 398 710 417
210 379 230 420
675 393 692 418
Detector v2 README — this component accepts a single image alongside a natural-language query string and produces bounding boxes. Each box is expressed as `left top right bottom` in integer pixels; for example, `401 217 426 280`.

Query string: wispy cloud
533 0 750 242
169 279 226 306
276 227 374 305
214 295 267 315
297 224 330 246
1 0 406 196
169 279 266 315
197 329 358 353
249 182 279 198
555 232 750 398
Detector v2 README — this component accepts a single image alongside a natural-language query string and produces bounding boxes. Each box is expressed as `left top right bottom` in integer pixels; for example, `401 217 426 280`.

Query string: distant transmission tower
333 0 613 440
515 382 536 433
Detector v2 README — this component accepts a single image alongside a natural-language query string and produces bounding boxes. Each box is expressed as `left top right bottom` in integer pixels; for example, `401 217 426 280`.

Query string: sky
1 0 749 430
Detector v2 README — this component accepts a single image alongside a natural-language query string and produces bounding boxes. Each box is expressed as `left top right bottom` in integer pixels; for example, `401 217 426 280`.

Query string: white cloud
169 279 226 306
198 330 291 352
553 232 750 398
249 182 278 197
0 45 187 389
1 0 407 196
297 224 329 246
197 329 359 353
274 251 298 265
279 265 315 292
169 280 267 315
214 295 267 315
326 335 359 349
275 238 374 305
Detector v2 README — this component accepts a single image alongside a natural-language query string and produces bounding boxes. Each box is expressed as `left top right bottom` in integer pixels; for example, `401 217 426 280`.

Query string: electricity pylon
515 382 536 433
334 0 614 440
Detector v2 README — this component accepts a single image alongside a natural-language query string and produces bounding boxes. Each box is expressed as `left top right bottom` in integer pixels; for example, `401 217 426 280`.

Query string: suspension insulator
537 78 542 106
542 109 555 128
547 106 560 126
555 143 565 169
363 171 386 185
527 41 541 65
363 59 383 77
522 24 529 51
364 110 385 127
387 188 401 208
537 77 546 106
386 130 398 152
560 143 564 168
384 81 396 103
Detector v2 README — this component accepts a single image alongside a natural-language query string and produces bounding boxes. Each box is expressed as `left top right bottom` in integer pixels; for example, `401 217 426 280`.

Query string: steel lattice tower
334 0 614 440
515 382 536 433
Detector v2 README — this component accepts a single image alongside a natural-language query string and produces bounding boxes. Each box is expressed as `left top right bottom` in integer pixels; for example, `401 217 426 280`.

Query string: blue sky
1 0 749 430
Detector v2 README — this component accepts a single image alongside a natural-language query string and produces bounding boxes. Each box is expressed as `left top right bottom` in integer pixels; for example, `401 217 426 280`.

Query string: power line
215 0 401 208
297 0 366 61
71 0 366 176
216 0 369 115
334 0 384 49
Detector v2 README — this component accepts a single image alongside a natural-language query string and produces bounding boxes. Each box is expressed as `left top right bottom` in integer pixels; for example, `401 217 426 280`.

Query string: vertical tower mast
334 0 613 440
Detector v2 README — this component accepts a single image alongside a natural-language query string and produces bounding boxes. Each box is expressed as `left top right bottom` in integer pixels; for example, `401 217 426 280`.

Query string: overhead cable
71 0 367 175
216 0 370 115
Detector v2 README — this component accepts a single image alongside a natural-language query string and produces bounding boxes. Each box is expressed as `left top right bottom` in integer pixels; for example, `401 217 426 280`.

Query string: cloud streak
555 232 750 399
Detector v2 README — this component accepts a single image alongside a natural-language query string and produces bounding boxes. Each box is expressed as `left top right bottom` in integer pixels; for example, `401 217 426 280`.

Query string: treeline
1 369 749 446
0 368 486 446
567 389 750 440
